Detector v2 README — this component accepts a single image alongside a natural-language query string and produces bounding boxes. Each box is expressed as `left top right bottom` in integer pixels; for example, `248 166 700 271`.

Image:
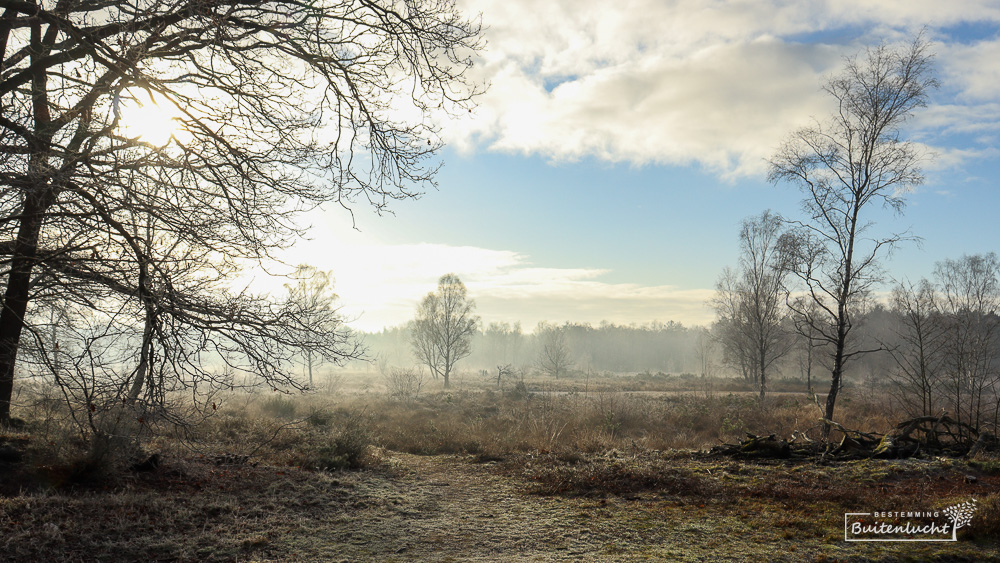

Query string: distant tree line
359 319 704 377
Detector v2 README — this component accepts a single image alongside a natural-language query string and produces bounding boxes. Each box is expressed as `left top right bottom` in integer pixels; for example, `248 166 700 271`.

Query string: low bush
259 394 298 419
304 406 334 428
296 415 376 471
967 494 1000 539
383 367 425 401
1 407 151 491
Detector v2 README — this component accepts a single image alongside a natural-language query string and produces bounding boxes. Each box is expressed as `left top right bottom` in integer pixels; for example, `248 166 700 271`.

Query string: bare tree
769 33 937 431
886 278 946 418
934 254 1000 436
712 211 791 400
284 265 345 388
694 326 716 379
537 323 572 378
0 0 482 424
714 273 755 383
411 274 479 388
790 297 825 394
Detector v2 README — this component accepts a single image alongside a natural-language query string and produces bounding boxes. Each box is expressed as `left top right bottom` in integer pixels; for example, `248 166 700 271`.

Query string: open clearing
3 447 999 562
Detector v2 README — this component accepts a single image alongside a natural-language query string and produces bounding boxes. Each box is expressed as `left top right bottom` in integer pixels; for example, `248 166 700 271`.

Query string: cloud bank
443 0 1000 176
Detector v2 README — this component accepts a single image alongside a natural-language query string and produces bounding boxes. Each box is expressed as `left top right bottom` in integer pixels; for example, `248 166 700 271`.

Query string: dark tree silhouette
0 0 482 423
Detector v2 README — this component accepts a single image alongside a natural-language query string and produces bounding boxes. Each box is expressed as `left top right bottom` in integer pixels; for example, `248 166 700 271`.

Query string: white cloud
444 0 1000 175
241 222 714 332
471 279 716 332
915 103 1000 136
330 240 714 331
945 39 1000 102
824 1 1000 28
449 39 840 176
929 146 1000 170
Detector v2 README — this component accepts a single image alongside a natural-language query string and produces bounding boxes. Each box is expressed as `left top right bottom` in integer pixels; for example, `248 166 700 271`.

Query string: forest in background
354 309 896 385
356 250 1000 439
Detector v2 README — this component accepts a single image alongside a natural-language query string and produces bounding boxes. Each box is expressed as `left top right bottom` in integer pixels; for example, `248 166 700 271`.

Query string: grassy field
2 371 999 561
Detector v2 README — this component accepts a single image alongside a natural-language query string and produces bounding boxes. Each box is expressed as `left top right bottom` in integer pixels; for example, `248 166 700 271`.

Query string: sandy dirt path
283 453 852 562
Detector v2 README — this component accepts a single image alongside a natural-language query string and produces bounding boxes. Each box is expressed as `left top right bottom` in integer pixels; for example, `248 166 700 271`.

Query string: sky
260 1 1000 333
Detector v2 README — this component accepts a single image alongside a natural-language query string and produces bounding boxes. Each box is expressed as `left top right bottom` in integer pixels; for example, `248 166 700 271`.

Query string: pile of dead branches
708 413 999 461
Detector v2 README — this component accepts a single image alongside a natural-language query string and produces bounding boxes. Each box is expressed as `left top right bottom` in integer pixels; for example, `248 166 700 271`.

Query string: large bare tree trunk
127 306 156 403
0 15 57 424
0 197 48 423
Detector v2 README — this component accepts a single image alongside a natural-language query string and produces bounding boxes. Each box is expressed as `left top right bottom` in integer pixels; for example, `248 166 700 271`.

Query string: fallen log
707 413 999 462
739 434 791 458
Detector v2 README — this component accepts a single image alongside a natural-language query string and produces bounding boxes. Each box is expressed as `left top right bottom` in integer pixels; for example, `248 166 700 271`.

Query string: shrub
17 407 149 489
304 407 334 428
260 395 298 419
302 416 375 471
506 380 529 401
383 367 425 401
967 494 1000 539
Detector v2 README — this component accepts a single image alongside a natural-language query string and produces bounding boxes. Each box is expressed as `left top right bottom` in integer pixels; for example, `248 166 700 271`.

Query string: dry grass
0 373 912 488
0 456 375 562
3 372 998 561
515 451 718 498
356 380 899 458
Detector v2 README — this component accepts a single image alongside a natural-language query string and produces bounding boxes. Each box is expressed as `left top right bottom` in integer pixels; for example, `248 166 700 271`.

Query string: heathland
2 371 998 562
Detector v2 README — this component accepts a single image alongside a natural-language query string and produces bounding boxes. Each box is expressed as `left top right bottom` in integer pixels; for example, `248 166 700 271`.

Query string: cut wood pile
709 413 1000 461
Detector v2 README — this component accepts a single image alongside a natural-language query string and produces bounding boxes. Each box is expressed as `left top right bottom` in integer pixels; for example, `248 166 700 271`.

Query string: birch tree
769 33 937 432
285 265 345 388
712 211 791 400
411 274 478 388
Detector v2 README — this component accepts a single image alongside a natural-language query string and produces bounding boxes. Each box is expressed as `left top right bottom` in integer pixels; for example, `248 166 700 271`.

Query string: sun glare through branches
118 90 186 147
